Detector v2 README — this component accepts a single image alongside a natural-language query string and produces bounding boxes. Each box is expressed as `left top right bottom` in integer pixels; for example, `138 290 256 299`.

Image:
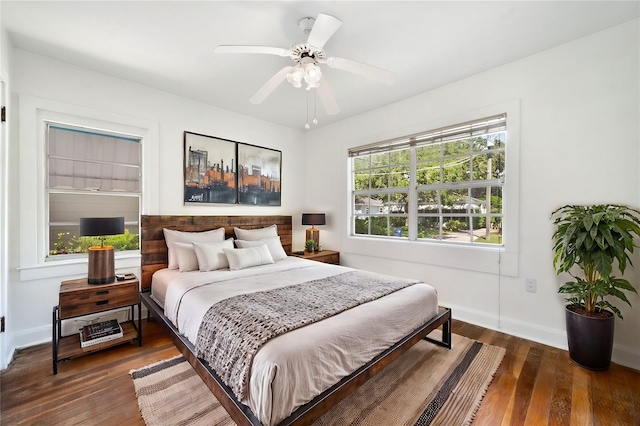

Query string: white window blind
48 125 140 192
348 114 506 157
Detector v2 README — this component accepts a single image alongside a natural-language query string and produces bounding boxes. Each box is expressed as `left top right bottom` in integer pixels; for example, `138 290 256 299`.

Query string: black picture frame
237 143 282 206
183 132 282 206
184 132 237 204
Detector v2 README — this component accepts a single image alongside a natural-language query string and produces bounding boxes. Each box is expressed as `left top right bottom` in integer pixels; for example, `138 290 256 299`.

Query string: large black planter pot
565 305 615 370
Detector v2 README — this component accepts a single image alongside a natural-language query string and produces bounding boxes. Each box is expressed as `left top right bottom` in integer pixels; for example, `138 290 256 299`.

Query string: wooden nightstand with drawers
291 250 340 265
52 276 142 374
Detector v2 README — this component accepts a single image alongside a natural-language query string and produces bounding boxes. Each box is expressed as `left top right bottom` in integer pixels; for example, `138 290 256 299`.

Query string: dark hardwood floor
1 319 638 425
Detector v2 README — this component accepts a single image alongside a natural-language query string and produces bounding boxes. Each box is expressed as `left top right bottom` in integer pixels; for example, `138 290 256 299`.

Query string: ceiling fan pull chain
313 90 318 125
305 90 310 129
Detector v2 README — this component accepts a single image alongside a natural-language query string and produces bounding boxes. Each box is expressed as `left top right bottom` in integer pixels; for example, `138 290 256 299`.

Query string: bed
140 215 452 426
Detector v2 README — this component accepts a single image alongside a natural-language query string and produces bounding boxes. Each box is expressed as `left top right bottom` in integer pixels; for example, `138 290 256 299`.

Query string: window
350 114 506 245
47 124 141 257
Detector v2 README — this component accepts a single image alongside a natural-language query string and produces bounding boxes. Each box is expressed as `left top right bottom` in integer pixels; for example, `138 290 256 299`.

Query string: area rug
130 332 505 426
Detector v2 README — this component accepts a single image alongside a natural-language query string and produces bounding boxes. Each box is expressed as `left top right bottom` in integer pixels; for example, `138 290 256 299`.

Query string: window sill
18 251 141 282
343 236 518 277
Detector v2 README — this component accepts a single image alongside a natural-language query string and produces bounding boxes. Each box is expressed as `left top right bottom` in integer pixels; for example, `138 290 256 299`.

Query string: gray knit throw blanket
195 270 418 400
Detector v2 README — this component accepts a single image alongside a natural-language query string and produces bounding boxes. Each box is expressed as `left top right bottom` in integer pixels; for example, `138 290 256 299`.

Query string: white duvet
153 256 439 426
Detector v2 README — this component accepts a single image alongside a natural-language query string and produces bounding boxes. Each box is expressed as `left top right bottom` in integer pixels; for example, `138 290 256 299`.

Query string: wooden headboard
140 215 292 291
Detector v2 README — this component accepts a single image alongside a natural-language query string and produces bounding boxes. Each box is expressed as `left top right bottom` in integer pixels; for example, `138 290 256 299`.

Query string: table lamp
80 217 124 284
302 213 325 250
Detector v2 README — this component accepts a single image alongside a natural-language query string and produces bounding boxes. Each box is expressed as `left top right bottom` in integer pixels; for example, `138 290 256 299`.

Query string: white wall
9 49 307 354
306 20 640 369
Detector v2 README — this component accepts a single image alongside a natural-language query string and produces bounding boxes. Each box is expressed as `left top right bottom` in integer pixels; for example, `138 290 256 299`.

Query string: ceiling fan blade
214 45 291 57
249 66 294 104
316 76 340 115
325 57 397 86
307 14 342 49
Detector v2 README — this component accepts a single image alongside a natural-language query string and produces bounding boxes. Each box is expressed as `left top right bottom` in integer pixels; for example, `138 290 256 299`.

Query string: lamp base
306 228 320 250
88 246 115 284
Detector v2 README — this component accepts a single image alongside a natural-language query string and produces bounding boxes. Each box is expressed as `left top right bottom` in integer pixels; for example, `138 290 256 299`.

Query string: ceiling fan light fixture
303 63 322 89
286 65 304 88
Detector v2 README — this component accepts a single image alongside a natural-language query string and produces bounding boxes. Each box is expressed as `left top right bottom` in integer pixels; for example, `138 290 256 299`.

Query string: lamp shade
80 217 124 237
302 213 325 226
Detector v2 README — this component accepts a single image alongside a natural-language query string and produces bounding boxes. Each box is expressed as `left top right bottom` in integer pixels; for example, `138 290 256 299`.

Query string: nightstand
52 276 142 374
291 249 340 265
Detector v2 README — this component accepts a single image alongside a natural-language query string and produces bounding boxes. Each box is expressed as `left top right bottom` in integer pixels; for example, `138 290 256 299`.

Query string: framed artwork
183 132 282 206
237 143 282 206
184 132 237 204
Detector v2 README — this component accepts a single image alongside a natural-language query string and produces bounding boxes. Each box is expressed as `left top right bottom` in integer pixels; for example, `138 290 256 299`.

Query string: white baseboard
611 343 640 371
14 325 51 350
7 302 638 372
3 347 14 371
445 302 640 371
0 334 15 371
12 305 151 351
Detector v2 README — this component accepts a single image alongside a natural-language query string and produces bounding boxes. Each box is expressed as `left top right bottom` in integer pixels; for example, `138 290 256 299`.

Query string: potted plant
305 239 317 253
551 204 640 370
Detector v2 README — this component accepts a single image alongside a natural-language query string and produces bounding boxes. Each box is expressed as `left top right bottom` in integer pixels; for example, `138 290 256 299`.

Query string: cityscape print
184 132 281 205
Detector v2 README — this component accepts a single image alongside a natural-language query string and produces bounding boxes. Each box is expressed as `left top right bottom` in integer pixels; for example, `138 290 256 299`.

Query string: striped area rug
130 332 505 426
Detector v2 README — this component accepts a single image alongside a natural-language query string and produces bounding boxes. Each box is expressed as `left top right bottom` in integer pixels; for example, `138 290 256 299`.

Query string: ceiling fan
214 13 397 117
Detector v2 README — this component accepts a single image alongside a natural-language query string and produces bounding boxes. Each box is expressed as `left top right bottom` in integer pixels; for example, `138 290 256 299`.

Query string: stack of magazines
79 319 123 348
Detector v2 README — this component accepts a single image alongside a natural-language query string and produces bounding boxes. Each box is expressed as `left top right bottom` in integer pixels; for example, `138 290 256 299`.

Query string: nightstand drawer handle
96 290 109 295
96 300 109 306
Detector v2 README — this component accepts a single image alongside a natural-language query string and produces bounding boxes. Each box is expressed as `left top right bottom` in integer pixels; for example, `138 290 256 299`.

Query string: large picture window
47 124 141 257
350 114 506 245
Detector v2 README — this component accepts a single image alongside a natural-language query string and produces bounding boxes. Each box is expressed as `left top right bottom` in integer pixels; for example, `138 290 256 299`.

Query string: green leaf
559 281 586 294
575 231 587 250
592 251 612 278
600 224 615 248
584 235 593 250
598 301 622 319
608 287 632 307
592 211 605 225
562 222 578 250
565 297 581 305
611 278 638 293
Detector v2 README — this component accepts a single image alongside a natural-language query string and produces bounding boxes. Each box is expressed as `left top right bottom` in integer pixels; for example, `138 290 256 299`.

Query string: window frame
18 95 159 281
350 114 506 246
343 100 520 277
45 122 142 260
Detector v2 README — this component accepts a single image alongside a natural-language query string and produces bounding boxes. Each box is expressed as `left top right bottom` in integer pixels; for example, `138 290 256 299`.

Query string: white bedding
153 256 439 426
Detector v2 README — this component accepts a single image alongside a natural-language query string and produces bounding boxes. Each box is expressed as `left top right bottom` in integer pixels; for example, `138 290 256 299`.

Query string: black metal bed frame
141 291 451 426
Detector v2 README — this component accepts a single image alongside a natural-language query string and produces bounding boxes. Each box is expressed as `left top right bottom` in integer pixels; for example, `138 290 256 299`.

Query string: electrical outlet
526 278 537 293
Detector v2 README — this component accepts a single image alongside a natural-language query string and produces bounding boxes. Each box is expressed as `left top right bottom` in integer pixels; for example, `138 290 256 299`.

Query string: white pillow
193 238 234 271
233 224 277 241
173 242 199 272
164 227 225 269
223 244 274 271
235 236 287 261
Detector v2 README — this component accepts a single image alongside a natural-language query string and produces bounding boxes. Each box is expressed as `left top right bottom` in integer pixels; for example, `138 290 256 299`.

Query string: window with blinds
47 124 141 257
350 114 506 245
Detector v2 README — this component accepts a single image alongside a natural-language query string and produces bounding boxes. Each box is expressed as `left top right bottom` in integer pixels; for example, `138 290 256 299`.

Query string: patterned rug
130 332 505 426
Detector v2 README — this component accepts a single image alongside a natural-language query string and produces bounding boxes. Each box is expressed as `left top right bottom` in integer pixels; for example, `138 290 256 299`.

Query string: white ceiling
2 1 638 130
